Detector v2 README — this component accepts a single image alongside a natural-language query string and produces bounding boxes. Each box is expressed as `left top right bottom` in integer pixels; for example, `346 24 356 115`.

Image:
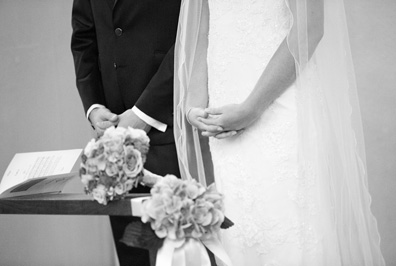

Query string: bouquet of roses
79 126 158 205
80 126 233 265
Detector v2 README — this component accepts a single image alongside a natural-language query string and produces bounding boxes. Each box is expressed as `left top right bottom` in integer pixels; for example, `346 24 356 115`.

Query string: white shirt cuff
86 104 106 120
132 106 167 132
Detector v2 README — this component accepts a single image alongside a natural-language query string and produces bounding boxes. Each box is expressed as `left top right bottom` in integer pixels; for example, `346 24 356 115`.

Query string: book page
0 173 79 198
0 149 82 194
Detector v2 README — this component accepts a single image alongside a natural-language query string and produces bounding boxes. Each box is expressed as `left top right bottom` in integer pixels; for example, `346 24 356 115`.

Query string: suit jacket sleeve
71 0 105 114
135 45 175 127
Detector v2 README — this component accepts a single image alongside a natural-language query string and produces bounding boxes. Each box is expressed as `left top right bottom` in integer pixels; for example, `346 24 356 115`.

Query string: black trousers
110 142 180 266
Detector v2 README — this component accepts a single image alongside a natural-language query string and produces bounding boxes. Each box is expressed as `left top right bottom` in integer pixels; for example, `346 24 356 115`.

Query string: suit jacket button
113 62 117 69
115 28 123 37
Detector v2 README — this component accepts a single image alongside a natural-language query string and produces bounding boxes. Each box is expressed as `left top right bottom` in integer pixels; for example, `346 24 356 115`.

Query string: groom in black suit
71 0 181 265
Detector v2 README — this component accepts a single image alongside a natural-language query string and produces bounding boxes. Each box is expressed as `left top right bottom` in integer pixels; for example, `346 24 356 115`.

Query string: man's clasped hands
89 107 151 137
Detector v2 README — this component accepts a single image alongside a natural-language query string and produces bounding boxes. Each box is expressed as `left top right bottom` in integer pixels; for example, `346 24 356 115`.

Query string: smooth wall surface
0 1 117 265
0 0 395 265
346 1 396 264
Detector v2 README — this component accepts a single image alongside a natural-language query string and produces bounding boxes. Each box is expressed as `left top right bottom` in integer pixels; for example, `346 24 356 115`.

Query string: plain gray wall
0 0 394 265
0 1 117 265
346 1 396 264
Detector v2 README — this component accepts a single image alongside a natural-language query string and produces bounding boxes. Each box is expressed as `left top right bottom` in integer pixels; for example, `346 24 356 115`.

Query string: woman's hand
199 103 259 137
187 107 224 134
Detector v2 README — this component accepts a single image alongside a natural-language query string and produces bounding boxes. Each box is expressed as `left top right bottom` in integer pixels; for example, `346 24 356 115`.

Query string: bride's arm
184 0 225 133
185 0 208 111
201 0 324 134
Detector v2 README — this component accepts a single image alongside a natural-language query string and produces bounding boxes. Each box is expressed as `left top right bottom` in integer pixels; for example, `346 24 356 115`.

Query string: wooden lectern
0 193 149 216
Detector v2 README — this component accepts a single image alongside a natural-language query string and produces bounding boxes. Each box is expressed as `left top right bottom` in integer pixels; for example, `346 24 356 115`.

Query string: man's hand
89 107 119 137
118 109 151 133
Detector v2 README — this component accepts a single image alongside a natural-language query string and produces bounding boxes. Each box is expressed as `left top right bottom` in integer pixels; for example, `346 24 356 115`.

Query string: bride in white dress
174 0 385 265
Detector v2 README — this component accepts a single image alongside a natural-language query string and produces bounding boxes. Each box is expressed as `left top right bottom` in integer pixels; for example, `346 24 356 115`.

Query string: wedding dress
207 1 314 265
174 0 385 265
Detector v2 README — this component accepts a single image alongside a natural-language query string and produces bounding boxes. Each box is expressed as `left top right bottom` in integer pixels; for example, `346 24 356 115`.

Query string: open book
0 149 82 198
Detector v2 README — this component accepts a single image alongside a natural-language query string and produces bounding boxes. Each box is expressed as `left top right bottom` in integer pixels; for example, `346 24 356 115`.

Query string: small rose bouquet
79 126 153 205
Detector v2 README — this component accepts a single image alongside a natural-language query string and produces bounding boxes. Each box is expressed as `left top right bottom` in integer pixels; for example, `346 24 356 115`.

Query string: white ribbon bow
156 236 233 266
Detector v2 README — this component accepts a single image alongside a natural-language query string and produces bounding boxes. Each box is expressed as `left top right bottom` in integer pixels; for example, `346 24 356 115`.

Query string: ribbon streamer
201 236 233 266
156 236 233 266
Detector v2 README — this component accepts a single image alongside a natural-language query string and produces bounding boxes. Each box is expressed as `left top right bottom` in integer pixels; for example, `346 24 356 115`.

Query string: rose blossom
102 126 126 140
123 146 143 178
92 184 107 205
124 179 134 192
114 182 125 195
84 138 97 158
105 162 119 177
80 174 94 186
126 127 150 144
84 158 98 174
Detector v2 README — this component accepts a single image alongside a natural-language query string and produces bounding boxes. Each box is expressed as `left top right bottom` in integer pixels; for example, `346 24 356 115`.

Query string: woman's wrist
240 100 262 122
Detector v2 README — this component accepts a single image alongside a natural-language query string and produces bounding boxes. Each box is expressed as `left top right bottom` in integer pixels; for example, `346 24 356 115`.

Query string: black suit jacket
71 0 181 145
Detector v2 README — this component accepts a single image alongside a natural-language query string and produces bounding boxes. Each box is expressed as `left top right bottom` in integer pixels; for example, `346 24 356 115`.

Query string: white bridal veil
174 0 385 265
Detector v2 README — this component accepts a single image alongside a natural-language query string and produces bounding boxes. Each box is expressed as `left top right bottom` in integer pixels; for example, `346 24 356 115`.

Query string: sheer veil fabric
174 0 385 265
